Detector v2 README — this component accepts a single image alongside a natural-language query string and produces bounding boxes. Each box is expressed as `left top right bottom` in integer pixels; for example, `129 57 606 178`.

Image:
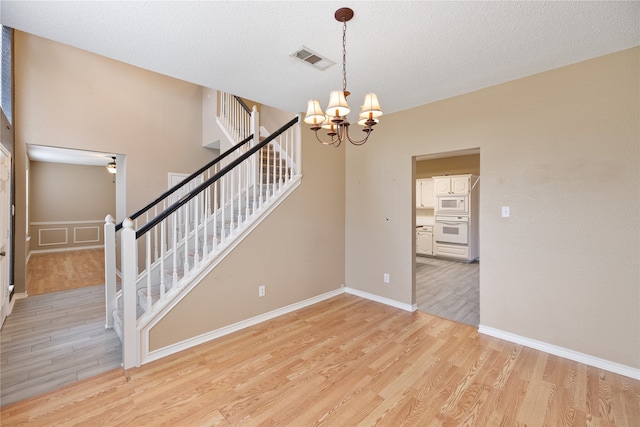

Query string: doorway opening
25 145 122 295
413 148 480 326
0 145 124 405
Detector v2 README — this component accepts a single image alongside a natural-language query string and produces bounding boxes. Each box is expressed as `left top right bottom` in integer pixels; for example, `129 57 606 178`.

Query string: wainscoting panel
37 228 68 246
30 220 104 252
73 226 100 244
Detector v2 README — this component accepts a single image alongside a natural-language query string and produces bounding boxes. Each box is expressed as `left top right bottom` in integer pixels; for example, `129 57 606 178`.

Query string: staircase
104 94 300 368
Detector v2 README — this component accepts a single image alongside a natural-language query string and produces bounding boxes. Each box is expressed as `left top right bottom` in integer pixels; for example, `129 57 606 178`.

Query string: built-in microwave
436 195 468 214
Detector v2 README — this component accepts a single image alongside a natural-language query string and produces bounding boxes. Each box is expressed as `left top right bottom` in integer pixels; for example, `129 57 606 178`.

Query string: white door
0 145 11 327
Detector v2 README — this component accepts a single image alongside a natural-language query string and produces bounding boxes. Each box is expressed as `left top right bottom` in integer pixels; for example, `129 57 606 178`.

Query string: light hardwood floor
0 285 121 407
1 294 638 426
1 249 121 407
416 256 479 326
26 249 106 295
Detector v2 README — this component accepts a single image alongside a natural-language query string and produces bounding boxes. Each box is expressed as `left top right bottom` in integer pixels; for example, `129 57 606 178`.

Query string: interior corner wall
13 31 218 292
29 161 115 251
345 47 640 369
29 162 115 223
416 154 480 178
149 125 346 350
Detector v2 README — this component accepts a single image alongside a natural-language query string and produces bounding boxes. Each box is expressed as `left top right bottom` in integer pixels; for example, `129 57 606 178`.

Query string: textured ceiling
2 1 639 117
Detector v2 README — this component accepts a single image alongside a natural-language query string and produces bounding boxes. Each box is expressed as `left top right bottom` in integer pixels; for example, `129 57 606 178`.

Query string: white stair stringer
113 174 301 366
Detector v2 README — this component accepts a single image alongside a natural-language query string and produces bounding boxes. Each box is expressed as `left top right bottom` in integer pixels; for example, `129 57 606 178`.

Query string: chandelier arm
343 125 372 145
345 133 370 146
313 129 341 147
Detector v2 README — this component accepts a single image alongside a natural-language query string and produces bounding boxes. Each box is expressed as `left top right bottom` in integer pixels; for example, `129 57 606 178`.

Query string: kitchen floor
415 256 479 326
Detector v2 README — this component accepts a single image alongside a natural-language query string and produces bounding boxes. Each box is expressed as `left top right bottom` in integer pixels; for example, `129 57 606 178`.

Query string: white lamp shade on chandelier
360 93 382 119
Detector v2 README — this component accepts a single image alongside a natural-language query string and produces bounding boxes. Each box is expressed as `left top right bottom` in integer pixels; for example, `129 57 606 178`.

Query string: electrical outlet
258 285 266 297
383 273 390 283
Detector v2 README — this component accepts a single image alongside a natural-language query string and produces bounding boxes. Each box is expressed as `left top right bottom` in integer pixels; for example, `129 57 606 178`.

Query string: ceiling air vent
291 46 336 71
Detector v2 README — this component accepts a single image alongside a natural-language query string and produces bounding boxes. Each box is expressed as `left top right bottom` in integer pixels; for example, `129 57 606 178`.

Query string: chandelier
304 7 383 147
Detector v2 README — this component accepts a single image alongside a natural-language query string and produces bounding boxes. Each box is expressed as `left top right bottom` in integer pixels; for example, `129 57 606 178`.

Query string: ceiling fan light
359 93 383 118
304 99 326 124
106 158 117 174
326 90 350 117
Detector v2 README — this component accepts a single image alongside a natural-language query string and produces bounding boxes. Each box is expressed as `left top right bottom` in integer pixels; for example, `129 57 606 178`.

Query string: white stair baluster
220 176 226 242
145 232 152 314
160 219 166 301
193 196 200 267
213 178 218 251
172 213 178 288
153 206 159 261
183 203 190 278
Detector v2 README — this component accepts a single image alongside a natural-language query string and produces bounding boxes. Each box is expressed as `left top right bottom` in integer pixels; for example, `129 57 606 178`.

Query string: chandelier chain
342 20 347 92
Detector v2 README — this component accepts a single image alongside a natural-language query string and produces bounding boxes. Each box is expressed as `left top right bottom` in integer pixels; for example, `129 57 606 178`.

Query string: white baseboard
344 287 417 312
7 292 27 318
29 245 104 255
479 325 640 380
142 286 418 366
142 288 345 365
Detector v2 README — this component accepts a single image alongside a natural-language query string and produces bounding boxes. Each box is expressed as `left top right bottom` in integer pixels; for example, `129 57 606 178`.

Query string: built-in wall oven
435 215 469 245
436 195 468 215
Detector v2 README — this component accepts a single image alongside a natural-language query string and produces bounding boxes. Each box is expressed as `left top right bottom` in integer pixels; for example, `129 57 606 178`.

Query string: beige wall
150 126 346 350
29 161 115 251
416 153 480 178
346 47 640 368
30 161 115 222
13 32 219 292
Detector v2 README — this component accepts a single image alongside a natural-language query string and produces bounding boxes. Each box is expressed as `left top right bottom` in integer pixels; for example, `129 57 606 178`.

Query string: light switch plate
501 206 510 217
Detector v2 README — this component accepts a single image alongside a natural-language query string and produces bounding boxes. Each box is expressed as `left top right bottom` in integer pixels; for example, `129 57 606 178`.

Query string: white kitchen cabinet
416 178 434 208
433 241 470 260
416 226 433 256
433 175 471 195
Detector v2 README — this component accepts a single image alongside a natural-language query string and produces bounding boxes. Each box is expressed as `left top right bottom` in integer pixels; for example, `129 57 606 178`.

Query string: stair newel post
104 215 116 329
251 106 259 214
121 218 139 369
294 116 302 177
